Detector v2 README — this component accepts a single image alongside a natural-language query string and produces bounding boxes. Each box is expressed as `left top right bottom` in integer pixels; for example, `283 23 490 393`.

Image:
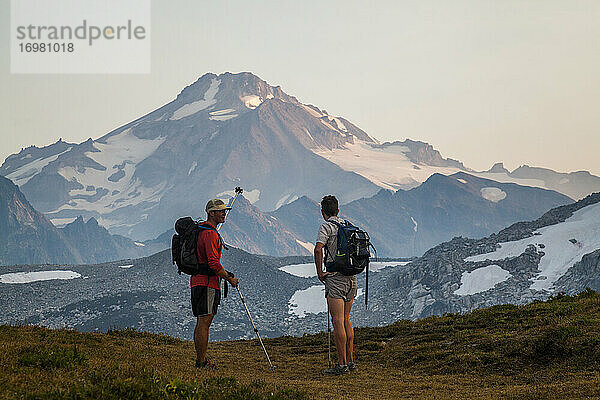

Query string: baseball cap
205 198 232 212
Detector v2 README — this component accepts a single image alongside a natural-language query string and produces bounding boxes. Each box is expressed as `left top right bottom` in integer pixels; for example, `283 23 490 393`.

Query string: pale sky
1 0 599 175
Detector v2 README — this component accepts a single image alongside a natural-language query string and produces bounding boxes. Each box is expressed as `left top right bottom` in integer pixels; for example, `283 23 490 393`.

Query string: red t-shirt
190 222 224 290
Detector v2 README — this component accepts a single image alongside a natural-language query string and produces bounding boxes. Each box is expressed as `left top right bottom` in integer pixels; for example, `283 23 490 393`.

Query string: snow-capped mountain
312 140 600 199
1 72 598 241
314 139 469 191
1 72 381 240
377 192 600 320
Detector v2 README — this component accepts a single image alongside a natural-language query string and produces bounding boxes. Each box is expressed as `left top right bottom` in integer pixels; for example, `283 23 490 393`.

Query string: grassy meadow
1 290 599 399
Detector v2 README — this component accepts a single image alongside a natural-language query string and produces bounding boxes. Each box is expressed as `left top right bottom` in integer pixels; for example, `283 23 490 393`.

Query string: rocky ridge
374 192 600 320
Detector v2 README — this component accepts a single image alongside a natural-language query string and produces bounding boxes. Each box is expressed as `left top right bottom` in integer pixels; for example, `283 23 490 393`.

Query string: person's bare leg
327 297 347 365
194 314 214 363
343 299 354 363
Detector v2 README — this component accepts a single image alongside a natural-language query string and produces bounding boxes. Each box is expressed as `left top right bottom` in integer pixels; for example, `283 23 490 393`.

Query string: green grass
25 373 306 400
18 345 86 369
2 290 600 399
342 289 600 377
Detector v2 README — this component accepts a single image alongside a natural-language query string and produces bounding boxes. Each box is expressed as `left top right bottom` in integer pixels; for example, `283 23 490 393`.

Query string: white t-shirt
316 215 344 264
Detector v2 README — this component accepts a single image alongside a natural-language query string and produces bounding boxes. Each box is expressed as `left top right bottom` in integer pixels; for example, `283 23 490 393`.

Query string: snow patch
53 129 167 224
170 78 221 120
209 109 238 121
320 119 338 131
0 270 81 284
274 194 299 209
50 217 78 227
410 216 418 232
465 202 600 291
209 108 236 116
296 239 314 253
481 187 507 203
279 261 408 278
327 116 348 132
134 242 145 247
314 140 463 191
275 195 291 210
472 172 546 191
279 263 315 278
188 161 198 175
210 113 238 121
369 261 411 271
303 128 315 142
6 147 73 186
240 95 262 109
453 265 511 296
300 104 323 118
288 285 326 318
217 189 260 204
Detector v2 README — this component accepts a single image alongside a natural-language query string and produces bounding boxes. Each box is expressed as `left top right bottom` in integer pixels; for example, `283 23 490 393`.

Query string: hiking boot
195 359 218 370
322 364 349 376
348 361 357 372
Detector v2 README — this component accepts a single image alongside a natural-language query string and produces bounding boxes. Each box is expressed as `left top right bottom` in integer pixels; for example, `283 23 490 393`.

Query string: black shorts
191 285 221 317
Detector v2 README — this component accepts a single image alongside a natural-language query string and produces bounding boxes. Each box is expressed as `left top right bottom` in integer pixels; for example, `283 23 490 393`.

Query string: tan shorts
324 273 357 302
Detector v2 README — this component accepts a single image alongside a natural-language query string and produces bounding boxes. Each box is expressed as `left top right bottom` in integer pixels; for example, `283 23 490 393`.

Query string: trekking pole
327 301 332 368
211 187 274 368
235 286 276 370
216 187 242 249
222 187 243 225
198 187 243 231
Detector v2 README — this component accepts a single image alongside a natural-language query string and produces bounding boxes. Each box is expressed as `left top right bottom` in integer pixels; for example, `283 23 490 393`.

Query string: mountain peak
276 195 318 211
175 72 299 108
86 217 99 226
487 162 509 174
0 175 84 265
373 139 467 170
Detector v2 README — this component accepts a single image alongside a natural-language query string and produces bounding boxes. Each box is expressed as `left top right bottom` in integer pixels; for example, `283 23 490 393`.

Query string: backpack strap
197 223 227 252
224 271 235 299
323 219 345 272
323 244 333 271
193 223 226 277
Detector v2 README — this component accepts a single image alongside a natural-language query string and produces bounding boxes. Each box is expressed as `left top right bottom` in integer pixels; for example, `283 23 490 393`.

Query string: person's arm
215 267 238 287
314 242 332 282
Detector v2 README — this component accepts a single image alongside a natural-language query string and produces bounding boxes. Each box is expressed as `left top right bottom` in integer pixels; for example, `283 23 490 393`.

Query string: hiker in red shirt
192 198 239 370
